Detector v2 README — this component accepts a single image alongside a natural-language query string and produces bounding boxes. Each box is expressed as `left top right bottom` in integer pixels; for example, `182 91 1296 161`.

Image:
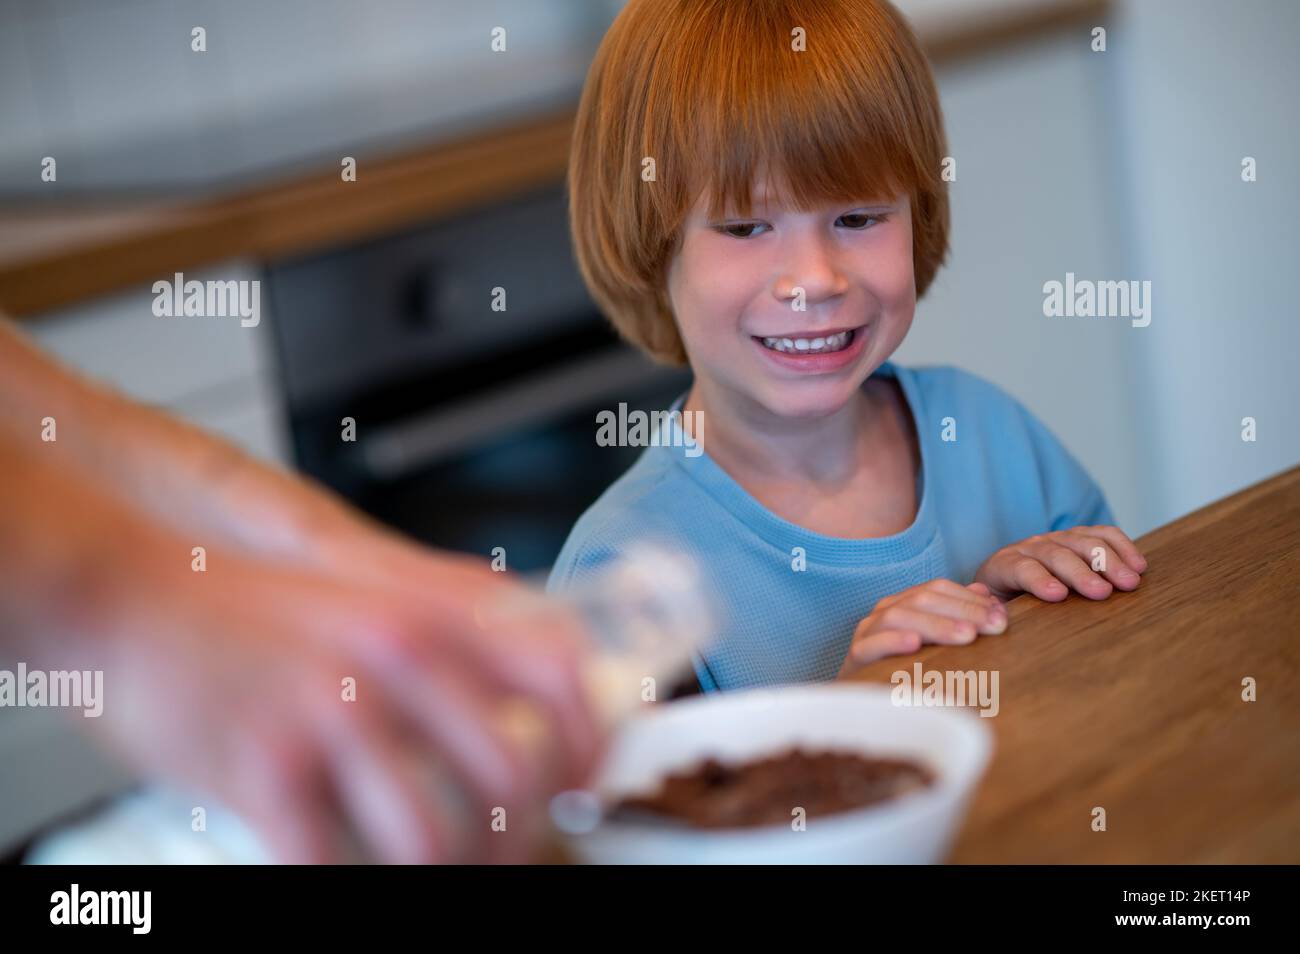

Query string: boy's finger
965 580 1010 612
1086 525 1148 573
852 629 922 664
1065 535 1141 590
877 606 979 645
1007 555 1070 601
904 589 1005 634
1030 543 1113 600
926 578 991 605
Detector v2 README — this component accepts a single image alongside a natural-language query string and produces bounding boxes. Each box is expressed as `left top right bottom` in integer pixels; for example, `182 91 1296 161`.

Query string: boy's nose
774 267 848 307
774 238 849 305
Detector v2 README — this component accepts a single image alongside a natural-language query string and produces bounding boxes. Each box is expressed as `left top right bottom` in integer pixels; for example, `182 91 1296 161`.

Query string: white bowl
566 683 992 864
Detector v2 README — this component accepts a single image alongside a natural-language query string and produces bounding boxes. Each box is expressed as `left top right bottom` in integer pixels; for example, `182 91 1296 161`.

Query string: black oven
264 183 689 575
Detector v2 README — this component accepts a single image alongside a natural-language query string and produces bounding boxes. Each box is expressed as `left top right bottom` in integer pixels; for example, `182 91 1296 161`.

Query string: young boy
548 0 1147 692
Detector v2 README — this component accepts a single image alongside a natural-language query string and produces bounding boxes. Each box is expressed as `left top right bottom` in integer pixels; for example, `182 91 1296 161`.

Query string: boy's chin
755 381 865 420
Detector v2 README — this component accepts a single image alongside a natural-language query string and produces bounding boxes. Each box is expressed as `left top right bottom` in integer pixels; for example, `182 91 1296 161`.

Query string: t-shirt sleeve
545 532 622 595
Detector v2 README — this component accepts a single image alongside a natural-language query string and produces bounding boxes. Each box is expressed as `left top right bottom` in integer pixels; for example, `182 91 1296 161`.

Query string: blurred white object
567 541 716 725
565 684 993 864
26 542 715 865
25 788 270 865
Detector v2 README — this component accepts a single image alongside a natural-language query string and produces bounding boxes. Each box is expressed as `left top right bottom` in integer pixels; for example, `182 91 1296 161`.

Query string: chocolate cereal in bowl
562 684 992 864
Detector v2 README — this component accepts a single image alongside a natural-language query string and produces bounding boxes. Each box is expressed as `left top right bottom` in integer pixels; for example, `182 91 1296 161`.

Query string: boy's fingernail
1118 569 1139 583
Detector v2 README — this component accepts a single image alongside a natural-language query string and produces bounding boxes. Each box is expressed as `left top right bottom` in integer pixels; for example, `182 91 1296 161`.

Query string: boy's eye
714 222 768 239
838 212 884 230
712 212 887 238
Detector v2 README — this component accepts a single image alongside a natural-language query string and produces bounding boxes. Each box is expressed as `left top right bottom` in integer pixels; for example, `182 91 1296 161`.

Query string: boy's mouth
755 328 857 355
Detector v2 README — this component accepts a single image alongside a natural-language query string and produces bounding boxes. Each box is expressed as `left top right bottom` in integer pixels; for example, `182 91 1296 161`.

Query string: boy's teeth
760 330 853 355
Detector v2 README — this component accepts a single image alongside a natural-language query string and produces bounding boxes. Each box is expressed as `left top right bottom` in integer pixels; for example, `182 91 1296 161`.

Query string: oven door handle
358 348 678 480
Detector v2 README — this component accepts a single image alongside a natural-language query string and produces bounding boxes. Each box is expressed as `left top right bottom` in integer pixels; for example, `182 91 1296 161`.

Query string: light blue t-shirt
546 360 1113 692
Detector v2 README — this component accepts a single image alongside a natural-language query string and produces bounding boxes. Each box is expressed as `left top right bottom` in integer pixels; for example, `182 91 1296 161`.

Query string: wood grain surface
849 464 1300 862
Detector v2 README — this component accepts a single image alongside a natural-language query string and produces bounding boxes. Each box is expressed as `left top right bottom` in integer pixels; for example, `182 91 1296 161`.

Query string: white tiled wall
0 0 608 191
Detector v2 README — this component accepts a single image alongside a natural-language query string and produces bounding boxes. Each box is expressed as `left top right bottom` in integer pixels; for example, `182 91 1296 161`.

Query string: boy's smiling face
666 181 916 422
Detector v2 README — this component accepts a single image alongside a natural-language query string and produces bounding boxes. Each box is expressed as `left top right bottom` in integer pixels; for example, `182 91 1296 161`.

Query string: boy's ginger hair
568 0 950 365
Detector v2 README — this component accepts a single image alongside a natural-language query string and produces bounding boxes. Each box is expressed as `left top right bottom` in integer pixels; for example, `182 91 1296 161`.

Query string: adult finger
462 601 604 790
318 697 453 864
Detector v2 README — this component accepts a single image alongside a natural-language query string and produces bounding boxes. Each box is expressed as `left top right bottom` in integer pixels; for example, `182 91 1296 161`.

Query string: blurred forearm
0 316 336 560
0 429 142 662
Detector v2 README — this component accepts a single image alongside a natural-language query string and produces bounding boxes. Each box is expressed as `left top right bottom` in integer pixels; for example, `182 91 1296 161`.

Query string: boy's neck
681 377 881 485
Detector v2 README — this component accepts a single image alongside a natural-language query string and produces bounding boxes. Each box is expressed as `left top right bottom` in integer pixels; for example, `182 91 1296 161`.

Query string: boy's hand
838 579 1007 677
973 525 1147 603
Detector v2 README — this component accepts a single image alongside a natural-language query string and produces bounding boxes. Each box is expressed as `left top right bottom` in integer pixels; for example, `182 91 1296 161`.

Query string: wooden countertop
0 0 1108 320
848 464 1300 863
